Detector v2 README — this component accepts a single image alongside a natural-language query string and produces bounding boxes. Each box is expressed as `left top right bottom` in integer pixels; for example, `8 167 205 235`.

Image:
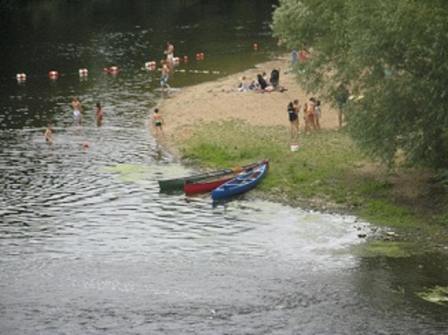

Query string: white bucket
290 143 299 152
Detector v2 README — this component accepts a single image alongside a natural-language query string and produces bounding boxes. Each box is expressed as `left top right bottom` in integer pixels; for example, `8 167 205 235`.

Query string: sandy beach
158 55 340 151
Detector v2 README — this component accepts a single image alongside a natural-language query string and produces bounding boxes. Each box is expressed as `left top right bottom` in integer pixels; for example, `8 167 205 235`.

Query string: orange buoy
16 73 27 82
196 52 205 61
48 70 59 80
104 66 119 75
79 68 88 77
145 61 157 71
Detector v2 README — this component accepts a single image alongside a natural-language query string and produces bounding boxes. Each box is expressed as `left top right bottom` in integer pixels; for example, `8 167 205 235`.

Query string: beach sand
157 55 340 152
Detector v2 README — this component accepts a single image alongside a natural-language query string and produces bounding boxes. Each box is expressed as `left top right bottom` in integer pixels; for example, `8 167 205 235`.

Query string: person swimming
71 97 82 125
95 102 104 127
44 123 53 144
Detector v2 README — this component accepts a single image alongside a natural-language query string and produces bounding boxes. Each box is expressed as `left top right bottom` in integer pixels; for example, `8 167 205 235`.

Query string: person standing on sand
314 100 321 130
335 84 349 128
287 100 299 139
95 102 104 127
151 108 164 136
71 97 83 126
44 123 53 144
304 97 316 134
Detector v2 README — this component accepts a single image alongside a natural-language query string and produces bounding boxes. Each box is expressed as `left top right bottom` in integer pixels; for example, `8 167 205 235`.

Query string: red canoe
184 175 234 195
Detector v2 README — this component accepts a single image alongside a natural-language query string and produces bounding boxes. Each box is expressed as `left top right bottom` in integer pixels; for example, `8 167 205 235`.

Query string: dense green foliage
272 0 448 169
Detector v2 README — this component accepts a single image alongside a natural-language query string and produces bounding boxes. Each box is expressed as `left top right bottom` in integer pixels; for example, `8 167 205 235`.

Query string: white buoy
145 61 157 71
16 73 27 82
79 68 88 77
48 70 59 80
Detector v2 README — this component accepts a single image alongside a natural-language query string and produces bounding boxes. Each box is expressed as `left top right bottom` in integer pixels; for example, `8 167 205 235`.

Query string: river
0 1 447 334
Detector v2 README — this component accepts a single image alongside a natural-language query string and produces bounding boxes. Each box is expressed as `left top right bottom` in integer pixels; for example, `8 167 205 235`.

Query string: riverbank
157 55 448 242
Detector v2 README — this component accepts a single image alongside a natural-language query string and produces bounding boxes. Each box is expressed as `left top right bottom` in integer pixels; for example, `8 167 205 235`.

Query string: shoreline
154 55 448 246
156 55 340 155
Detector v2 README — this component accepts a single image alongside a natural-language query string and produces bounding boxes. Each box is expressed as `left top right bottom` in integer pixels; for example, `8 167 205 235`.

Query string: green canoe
158 161 261 192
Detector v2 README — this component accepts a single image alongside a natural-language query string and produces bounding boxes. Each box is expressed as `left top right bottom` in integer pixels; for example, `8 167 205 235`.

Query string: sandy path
157 56 340 148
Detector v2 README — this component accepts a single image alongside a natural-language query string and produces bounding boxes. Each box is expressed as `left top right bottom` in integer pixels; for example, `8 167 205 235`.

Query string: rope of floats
14 43 263 83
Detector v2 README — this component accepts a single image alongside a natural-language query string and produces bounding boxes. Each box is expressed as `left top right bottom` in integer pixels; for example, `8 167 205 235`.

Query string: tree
272 0 448 169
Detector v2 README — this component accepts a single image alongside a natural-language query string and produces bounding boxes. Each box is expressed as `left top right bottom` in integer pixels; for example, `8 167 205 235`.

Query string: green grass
177 120 448 230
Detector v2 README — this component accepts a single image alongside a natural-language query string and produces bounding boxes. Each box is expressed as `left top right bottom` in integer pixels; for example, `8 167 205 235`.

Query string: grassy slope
176 121 448 234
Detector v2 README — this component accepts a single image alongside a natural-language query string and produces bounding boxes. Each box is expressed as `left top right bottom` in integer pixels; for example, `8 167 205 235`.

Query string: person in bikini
304 97 316 133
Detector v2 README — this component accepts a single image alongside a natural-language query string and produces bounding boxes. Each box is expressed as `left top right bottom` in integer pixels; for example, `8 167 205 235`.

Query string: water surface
1 1 447 334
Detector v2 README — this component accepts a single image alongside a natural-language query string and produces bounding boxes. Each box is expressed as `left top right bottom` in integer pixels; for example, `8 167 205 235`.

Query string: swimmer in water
95 102 104 127
71 97 83 126
44 123 53 144
160 61 171 92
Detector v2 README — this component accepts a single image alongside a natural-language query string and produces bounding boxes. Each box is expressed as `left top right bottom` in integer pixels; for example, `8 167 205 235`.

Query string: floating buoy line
12 42 264 83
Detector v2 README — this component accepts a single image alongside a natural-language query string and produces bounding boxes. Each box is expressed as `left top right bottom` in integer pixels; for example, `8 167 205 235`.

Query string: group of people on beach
44 97 104 145
287 97 322 139
238 68 283 93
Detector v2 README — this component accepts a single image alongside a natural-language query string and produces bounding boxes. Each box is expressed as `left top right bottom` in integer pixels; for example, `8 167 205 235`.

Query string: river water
1 1 447 334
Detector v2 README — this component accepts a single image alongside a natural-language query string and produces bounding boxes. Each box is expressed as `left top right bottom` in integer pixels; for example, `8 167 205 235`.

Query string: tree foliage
272 0 448 168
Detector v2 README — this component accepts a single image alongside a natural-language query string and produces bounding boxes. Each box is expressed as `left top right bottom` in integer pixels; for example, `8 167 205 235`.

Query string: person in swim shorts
160 61 171 91
151 108 164 136
71 97 83 126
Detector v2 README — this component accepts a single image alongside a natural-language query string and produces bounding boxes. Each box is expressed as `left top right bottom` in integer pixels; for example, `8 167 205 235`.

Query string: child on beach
44 123 53 144
95 102 104 127
151 108 164 136
238 76 250 92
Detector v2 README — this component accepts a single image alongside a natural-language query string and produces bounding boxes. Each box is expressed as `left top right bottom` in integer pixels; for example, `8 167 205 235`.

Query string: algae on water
417 286 448 305
354 241 420 258
102 163 192 183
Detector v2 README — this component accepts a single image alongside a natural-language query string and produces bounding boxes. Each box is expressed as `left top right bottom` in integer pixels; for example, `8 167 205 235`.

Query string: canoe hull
211 161 269 201
158 168 232 192
158 160 264 192
184 176 233 195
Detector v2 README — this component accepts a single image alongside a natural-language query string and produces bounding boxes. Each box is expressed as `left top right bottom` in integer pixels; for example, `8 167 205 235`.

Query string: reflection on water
1 1 448 334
